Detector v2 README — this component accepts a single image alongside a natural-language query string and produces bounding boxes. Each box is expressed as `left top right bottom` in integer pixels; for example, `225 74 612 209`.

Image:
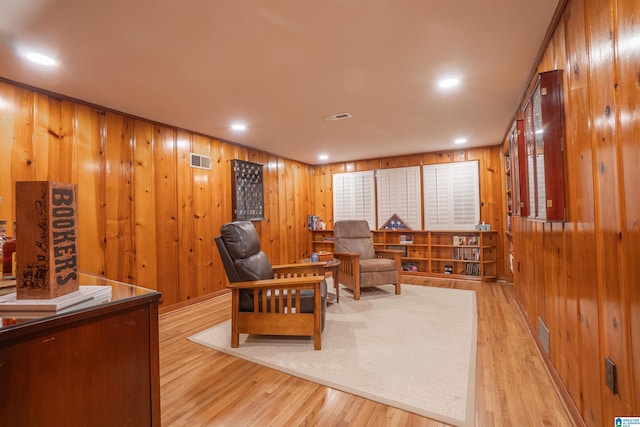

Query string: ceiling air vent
325 112 352 121
190 152 212 170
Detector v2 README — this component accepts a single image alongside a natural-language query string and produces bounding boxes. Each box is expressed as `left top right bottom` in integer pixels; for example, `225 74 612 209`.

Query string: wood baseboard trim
159 289 230 315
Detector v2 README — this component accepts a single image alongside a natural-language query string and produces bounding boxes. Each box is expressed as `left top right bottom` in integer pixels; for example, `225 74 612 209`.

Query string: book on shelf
466 263 480 276
454 247 480 261
0 285 112 312
453 235 465 245
452 235 479 246
399 234 414 244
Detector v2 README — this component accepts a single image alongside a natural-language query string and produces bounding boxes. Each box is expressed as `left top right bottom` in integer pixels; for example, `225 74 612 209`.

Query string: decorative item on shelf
307 215 326 230
402 262 419 272
399 234 414 244
15 181 79 300
317 251 333 262
380 214 411 230
231 159 264 221
475 222 491 231
444 265 453 274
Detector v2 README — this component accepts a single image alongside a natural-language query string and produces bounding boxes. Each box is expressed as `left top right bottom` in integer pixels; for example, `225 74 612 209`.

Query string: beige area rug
188 283 477 427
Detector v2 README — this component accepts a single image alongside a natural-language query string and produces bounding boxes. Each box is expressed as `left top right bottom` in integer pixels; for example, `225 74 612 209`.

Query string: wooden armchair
215 221 327 350
333 220 402 300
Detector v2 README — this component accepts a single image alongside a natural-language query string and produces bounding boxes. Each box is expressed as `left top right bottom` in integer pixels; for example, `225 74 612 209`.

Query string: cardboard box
15 181 79 299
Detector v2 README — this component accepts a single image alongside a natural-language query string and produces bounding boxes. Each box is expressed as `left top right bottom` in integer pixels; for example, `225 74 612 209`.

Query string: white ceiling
0 0 560 165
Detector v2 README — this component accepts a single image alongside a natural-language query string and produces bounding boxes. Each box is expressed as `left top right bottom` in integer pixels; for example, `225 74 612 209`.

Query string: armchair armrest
226 275 324 290
375 249 403 261
273 263 325 277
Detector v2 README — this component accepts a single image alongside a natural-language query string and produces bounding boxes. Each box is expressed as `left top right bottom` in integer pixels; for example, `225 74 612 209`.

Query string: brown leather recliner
215 221 327 349
333 220 402 300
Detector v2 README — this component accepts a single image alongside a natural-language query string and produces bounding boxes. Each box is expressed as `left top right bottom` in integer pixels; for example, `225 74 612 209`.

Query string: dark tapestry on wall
231 160 264 221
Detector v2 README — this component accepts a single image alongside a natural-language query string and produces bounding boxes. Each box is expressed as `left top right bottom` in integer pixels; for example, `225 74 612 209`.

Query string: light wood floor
159 277 575 426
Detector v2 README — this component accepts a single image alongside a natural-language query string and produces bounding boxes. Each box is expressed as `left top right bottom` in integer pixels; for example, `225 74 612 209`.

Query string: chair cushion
235 251 274 281
334 220 376 259
220 221 274 281
359 258 397 272
221 221 261 259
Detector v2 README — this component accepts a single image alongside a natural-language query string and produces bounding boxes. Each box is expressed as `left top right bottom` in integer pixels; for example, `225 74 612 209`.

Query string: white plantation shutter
376 166 421 229
423 161 480 230
333 171 376 229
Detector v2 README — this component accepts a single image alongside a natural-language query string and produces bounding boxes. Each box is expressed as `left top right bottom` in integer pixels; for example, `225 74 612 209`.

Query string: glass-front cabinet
520 70 565 222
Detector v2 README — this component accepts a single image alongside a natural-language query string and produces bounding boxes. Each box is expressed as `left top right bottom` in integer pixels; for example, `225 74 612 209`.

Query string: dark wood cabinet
0 274 161 427
522 70 566 222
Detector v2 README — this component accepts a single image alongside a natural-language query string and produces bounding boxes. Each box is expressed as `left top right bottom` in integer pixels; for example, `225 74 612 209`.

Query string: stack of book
0 285 112 317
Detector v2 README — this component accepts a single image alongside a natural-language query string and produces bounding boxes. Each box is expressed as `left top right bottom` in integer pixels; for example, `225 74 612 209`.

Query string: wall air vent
325 112 352 121
190 152 212 170
538 316 550 357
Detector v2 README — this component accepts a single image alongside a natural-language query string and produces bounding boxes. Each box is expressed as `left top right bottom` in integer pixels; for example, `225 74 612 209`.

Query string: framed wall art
231 159 264 221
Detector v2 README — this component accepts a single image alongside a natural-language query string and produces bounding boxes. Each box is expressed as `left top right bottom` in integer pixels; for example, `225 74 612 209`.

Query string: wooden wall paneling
53 100 76 183
284 160 297 262
564 0 602 421
539 18 571 396
0 82 18 225
435 151 453 164
421 153 436 166
617 0 640 412
263 154 280 264
309 165 330 227
406 153 423 166
76 105 107 276
103 113 135 282
273 157 287 265
546 222 565 377
32 92 52 181
133 120 158 291
586 0 632 419
379 156 397 169
11 86 35 188
175 130 196 301
192 134 214 296
359 159 374 171
294 161 304 259
153 125 180 306
209 138 228 293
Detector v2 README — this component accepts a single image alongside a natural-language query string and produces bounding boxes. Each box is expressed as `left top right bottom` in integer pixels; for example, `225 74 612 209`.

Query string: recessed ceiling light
24 52 57 66
454 138 467 144
318 154 329 161
231 123 247 131
438 78 460 88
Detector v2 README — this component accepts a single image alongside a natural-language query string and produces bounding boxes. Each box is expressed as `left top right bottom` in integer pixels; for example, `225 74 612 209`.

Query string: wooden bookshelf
311 229 497 282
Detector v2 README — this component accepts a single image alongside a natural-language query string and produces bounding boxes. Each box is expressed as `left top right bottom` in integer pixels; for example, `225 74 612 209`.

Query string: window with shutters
332 171 376 229
376 166 421 230
423 161 480 230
